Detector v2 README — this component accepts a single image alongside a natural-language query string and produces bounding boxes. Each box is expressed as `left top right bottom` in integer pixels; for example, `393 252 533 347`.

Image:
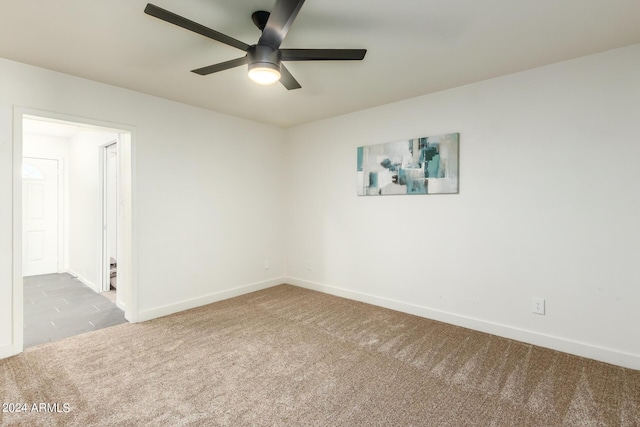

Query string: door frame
22 156 65 276
100 142 117 293
11 107 138 355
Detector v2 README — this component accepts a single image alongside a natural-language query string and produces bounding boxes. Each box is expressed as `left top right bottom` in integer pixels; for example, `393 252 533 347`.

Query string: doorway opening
12 108 136 352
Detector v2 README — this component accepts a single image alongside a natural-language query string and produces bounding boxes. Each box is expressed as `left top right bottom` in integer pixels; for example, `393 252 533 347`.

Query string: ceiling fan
144 0 367 90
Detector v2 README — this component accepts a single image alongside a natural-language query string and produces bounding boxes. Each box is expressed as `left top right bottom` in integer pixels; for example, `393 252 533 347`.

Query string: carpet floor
1 285 638 426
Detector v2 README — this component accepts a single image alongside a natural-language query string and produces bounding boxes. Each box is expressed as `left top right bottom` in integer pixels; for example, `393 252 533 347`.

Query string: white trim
9 106 137 360
99 144 108 292
286 277 640 370
11 112 24 357
137 277 286 322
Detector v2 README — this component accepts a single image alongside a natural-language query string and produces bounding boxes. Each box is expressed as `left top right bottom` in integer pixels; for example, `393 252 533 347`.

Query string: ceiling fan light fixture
248 63 281 85
247 44 282 85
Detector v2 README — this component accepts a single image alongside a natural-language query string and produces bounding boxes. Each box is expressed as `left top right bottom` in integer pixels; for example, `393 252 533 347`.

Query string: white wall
67 130 118 290
0 58 286 357
285 44 640 369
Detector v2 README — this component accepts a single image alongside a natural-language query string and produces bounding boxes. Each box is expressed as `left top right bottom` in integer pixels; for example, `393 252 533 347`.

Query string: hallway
23 273 127 348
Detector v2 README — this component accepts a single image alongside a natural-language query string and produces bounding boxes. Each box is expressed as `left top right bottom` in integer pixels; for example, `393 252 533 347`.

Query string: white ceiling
1 0 639 128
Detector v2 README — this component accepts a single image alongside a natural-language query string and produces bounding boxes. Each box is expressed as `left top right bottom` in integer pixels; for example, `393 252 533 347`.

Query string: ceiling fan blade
144 3 250 52
281 49 367 61
191 57 248 75
258 0 306 49
279 64 302 90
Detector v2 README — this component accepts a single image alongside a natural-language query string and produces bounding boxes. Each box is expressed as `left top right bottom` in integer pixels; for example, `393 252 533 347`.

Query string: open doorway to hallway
20 115 132 348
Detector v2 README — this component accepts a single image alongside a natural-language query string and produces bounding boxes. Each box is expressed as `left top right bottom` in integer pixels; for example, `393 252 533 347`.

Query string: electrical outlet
306 260 312 271
264 259 270 270
531 297 545 315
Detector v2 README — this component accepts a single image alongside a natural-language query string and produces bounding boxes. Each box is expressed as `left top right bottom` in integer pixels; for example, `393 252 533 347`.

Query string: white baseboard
286 277 640 371
66 269 99 293
137 277 286 322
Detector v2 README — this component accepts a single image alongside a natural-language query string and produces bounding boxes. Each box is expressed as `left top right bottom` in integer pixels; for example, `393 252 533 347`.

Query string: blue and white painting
357 133 459 196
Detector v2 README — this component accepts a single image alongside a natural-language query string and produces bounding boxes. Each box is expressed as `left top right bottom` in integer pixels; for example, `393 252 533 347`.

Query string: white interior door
106 144 118 264
22 157 59 277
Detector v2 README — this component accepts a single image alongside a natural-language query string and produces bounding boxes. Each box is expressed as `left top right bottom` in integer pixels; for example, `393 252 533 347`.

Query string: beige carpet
1 285 638 426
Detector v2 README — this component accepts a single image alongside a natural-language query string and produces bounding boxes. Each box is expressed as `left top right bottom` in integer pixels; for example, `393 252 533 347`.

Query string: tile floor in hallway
23 273 127 349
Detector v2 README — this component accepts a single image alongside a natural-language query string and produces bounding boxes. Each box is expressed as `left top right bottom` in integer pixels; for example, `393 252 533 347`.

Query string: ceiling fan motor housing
248 44 282 73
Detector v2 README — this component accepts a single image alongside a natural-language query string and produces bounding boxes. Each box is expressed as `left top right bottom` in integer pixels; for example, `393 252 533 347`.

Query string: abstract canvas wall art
357 133 459 196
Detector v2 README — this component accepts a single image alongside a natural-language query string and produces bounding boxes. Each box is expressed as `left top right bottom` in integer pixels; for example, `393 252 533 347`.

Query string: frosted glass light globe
248 67 281 85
